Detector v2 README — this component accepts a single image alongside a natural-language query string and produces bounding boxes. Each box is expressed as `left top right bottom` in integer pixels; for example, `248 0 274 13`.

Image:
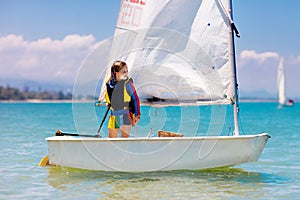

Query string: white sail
99 0 234 104
277 57 286 106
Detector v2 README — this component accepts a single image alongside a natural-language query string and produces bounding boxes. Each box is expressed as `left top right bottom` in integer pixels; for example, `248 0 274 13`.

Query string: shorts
108 113 133 129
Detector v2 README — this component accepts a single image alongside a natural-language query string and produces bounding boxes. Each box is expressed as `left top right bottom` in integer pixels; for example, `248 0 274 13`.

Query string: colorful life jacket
105 78 133 112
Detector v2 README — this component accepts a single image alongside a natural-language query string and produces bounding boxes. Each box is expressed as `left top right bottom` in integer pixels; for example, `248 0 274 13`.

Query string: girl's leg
120 125 131 138
108 128 119 138
108 115 119 138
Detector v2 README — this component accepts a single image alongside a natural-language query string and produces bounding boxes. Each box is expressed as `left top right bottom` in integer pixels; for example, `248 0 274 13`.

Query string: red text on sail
120 0 146 27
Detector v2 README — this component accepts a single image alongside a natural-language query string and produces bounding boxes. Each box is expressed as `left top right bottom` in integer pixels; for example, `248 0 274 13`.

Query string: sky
0 0 300 98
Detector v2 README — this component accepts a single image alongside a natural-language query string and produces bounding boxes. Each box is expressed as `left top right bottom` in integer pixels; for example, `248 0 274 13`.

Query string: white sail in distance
99 0 234 104
277 57 286 105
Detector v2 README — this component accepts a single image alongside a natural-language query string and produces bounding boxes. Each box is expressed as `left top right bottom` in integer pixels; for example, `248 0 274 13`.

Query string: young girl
105 61 141 138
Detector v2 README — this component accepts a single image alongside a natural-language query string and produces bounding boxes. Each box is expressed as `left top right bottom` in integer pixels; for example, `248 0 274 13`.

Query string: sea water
0 102 299 199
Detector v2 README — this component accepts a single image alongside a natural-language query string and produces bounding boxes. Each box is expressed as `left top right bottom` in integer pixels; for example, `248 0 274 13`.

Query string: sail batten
99 0 235 104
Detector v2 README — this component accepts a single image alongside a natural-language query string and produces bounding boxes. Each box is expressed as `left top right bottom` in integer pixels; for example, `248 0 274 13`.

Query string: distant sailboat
277 57 294 108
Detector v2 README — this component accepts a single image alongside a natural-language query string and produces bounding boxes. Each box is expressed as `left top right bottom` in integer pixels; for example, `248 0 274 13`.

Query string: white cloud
29 35 96 52
0 35 28 51
0 34 98 85
239 50 279 64
295 55 300 63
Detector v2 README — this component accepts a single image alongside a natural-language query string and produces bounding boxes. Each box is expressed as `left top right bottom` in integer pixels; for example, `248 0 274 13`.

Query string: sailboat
277 57 294 108
42 0 270 172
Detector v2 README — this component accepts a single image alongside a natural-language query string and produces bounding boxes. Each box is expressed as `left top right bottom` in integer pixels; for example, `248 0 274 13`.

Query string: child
105 61 141 138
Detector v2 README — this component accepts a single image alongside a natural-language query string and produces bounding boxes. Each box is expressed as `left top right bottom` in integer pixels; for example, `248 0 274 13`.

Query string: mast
228 0 240 136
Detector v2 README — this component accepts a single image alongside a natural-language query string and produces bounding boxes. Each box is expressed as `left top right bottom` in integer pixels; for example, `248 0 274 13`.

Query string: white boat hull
46 133 270 172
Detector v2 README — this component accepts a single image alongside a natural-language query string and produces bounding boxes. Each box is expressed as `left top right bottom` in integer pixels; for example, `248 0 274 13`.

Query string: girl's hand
133 115 140 125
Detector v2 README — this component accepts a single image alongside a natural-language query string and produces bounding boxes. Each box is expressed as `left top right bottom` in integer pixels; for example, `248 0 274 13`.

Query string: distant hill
0 85 73 100
239 90 276 100
0 78 101 100
0 78 72 93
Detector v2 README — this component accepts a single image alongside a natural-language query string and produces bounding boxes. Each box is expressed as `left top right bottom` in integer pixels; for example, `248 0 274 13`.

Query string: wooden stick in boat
158 130 183 137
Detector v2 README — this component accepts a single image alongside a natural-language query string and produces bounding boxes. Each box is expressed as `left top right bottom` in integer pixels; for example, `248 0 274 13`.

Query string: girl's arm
126 81 141 116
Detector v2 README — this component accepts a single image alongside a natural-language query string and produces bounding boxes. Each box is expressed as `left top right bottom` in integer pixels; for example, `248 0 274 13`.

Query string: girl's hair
111 60 127 79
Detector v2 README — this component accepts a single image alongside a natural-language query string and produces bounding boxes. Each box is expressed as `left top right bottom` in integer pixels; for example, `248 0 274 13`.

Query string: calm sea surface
0 102 299 199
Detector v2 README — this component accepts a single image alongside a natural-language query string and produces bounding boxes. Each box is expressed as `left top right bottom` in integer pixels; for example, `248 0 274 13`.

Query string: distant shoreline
239 99 277 103
0 99 95 103
0 99 281 103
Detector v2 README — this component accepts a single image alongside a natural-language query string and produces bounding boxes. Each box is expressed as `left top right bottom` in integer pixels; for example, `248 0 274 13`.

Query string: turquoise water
0 102 299 199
